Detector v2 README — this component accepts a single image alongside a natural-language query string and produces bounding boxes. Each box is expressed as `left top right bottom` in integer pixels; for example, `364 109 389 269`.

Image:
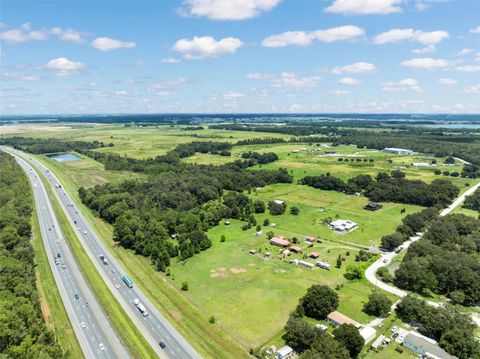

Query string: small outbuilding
364 202 383 211
290 246 302 253
309 252 319 259
371 335 386 351
304 236 317 243
298 260 313 269
275 345 293 359
359 326 376 344
383 148 415 155
316 261 331 270
273 199 285 205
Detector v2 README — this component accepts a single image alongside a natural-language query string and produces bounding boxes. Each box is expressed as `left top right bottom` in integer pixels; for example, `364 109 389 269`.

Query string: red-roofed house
270 236 290 248
309 252 319 259
290 246 302 253
305 236 317 243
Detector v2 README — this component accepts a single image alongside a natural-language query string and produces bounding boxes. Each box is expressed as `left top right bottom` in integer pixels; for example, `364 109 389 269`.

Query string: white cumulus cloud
0 23 85 43
373 29 448 54
262 25 364 47
454 65 480 73
222 92 245 99
91 37 136 51
44 57 85 76
338 77 362 85
3 72 41 81
382 78 422 92
464 85 480 93
247 72 321 90
438 78 457 85
331 62 377 74
148 77 188 95
180 0 280 20
470 26 480 34
162 57 181 64
325 0 404 15
401 57 450 69
172 36 243 59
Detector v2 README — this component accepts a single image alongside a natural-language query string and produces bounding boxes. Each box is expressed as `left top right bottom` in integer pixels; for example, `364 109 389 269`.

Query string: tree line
463 188 480 212
301 171 459 207
79 156 292 270
0 152 63 357
396 295 479 359
0 136 109 154
394 214 480 306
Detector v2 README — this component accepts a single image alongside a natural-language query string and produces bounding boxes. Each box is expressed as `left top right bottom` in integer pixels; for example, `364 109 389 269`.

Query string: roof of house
309 252 319 258
359 326 376 343
305 236 317 242
327 311 359 326
276 346 293 357
329 219 358 230
290 246 302 252
270 236 290 246
404 332 457 359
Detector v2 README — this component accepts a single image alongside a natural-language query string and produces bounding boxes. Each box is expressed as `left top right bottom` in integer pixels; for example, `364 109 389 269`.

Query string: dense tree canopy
395 296 479 359
395 214 480 305
300 285 339 320
463 188 480 212
333 324 364 358
0 152 63 357
363 291 392 316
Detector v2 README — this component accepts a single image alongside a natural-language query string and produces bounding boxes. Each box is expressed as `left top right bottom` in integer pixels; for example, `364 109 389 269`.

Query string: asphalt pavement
11 153 130 359
8 148 203 359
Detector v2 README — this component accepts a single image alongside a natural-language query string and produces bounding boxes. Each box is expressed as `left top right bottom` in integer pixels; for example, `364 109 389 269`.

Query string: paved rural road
7 148 202 359
9 152 130 359
365 181 480 324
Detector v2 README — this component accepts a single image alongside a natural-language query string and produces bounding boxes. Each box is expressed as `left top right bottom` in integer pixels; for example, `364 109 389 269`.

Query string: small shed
309 252 319 259
360 326 376 344
364 202 383 211
290 246 302 253
275 345 293 359
305 236 317 243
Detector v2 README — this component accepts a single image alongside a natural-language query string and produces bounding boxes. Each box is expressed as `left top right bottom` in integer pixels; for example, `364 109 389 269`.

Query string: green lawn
168 217 397 349
31 206 84 358
252 184 423 247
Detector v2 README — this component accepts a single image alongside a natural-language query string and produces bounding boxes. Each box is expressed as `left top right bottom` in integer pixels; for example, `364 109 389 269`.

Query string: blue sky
1 0 479 114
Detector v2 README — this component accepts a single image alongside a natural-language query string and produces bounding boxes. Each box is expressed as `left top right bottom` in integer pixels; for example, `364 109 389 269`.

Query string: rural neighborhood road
8 148 202 359
365 180 480 325
9 151 130 359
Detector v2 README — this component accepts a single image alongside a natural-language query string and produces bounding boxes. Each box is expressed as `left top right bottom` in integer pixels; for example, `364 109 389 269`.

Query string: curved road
365 181 480 324
11 153 130 359
7 148 202 359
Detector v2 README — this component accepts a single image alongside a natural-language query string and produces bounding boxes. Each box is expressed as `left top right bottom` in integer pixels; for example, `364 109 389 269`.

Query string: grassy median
34 164 158 359
34 154 247 358
31 205 84 359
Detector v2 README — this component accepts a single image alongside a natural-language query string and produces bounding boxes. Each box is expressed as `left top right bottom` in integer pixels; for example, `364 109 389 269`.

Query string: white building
329 219 358 234
403 332 457 359
370 335 385 351
413 162 431 167
359 326 376 344
273 199 285 205
275 345 293 359
383 147 415 155
316 261 331 270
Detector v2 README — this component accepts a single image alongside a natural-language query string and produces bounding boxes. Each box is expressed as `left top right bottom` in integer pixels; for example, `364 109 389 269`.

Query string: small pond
48 153 81 162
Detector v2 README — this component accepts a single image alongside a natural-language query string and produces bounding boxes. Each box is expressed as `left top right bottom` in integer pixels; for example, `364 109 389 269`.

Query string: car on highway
57 253 61 258
159 341 166 349
75 294 79 300
81 322 86 329
115 284 120 289
83 230 87 235
62 264 66 269
99 343 105 351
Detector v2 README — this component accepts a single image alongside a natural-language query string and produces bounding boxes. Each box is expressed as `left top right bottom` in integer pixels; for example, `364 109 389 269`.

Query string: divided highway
7 148 202 359
11 153 130 359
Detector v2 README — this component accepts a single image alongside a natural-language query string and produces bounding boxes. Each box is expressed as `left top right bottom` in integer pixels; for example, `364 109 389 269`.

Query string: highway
11 153 130 359
7 148 202 359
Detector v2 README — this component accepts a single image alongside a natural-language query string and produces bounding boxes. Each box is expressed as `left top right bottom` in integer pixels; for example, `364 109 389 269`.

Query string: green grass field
5 123 473 356
31 206 84 358
31 154 248 359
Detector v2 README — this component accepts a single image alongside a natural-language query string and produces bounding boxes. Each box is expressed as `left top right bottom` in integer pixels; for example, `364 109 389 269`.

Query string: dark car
159 341 166 349
74 294 79 300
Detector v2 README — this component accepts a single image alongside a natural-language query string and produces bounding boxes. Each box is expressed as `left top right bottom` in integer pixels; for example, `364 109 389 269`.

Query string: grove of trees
0 152 63 357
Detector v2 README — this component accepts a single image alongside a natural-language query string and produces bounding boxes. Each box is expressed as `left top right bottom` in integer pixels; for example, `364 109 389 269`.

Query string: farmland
1 122 475 357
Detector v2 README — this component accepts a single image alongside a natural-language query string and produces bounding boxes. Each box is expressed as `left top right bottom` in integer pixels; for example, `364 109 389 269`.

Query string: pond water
48 153 81 162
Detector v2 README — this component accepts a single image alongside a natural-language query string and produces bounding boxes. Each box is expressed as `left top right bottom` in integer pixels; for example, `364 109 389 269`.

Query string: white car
391 326 398 332
99 343 105 351
133 298 140 305
115 284 120 289
81 322 86 329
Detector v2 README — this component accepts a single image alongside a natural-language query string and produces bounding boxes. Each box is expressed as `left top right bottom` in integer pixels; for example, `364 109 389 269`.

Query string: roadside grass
31 205 84 359
32 155 247 359
35 167 158 359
